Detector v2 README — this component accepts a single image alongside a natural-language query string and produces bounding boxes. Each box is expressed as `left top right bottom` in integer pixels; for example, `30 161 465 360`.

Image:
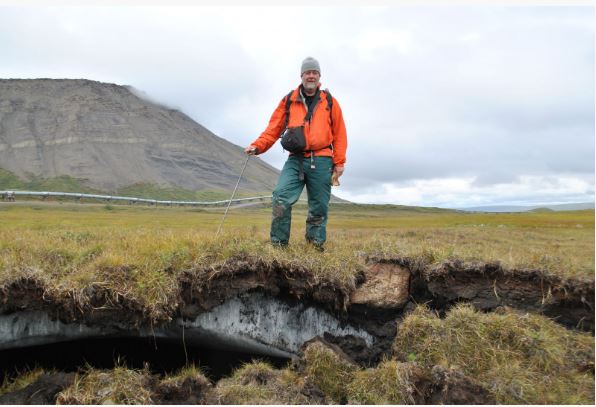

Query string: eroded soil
0 255 593 404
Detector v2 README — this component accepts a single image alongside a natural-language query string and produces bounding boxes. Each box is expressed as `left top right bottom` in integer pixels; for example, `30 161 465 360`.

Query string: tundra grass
0 367 49 396
302 340 357 403
0 202 592 277
1 201 592 322
215 361 310 404
54 363 215 404
392 304 595 404
153 364 213 403
56 363 153 404
345 359 422 404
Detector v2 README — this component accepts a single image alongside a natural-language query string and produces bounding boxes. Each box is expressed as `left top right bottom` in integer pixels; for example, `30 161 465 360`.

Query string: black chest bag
280 89 334 154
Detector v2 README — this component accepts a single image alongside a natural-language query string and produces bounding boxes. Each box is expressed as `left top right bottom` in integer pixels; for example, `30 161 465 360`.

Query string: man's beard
303 81 318 92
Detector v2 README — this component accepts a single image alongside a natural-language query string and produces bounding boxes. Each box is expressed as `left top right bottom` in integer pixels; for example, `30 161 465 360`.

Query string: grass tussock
56 363 153 404
158 363 207 386
215 361 310 404
393 304 595 404
0 367 48 396
156 364 213 404
302 340 358 403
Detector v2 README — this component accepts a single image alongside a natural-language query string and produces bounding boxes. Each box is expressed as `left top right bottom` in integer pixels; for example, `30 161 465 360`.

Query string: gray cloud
0 5 593 206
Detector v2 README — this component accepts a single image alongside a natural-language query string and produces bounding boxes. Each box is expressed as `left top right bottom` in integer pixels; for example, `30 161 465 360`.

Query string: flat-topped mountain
0 79 279 194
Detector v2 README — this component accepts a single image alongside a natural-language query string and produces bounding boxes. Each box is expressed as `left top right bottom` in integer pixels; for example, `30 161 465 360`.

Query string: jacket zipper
299 90 309 151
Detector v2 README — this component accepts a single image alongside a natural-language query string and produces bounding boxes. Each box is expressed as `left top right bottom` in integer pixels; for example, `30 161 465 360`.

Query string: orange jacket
251 85 347 166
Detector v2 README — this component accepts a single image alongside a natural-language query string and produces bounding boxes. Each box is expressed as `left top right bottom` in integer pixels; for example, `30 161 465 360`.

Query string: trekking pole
216 153 251 237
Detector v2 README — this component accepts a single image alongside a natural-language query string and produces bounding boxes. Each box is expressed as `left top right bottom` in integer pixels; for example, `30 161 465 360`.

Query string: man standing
245 57 347 250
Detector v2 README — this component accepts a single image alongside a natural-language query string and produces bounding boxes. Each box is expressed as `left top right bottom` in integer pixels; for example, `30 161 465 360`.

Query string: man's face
301 70 320 92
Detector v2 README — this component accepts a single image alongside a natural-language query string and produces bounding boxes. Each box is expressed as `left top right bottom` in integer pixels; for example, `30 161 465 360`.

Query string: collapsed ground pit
0 336 289 384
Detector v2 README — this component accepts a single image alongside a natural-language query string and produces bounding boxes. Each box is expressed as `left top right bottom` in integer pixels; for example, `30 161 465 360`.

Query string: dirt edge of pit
0 254 593 360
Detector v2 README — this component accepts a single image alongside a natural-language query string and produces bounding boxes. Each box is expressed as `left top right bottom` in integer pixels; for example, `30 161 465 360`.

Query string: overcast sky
0 2 594 207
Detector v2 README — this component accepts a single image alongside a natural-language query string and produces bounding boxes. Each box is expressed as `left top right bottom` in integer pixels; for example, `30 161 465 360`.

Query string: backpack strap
324 88 334 150
303 90 321 123
324 88 333 110
283 89 294 130
324 88 334 129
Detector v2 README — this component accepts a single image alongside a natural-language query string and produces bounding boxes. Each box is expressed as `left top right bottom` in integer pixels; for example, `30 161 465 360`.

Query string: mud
325 304 399 365
422 259 595 331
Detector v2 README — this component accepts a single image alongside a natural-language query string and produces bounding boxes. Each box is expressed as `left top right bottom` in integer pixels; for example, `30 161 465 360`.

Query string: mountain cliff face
0 79 279 193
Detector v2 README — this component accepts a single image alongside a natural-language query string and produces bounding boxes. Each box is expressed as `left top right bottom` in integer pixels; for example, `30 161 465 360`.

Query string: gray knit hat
301 57 320 75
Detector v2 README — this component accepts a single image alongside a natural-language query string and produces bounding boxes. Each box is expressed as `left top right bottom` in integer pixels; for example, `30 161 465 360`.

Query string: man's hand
332 165 344 186
245 145 258 155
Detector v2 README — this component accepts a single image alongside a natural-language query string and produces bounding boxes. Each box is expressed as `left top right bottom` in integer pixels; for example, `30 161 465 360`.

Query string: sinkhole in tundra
0 260 593 398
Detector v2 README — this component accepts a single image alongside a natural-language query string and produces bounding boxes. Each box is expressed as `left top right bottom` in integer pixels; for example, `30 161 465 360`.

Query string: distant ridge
0 78 280 194
458 202 595 213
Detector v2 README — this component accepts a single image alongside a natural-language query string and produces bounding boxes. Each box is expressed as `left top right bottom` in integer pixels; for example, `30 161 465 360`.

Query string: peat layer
0 255 593 403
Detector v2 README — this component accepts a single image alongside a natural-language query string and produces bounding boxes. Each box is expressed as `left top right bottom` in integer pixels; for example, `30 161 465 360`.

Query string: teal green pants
271 156 333 246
